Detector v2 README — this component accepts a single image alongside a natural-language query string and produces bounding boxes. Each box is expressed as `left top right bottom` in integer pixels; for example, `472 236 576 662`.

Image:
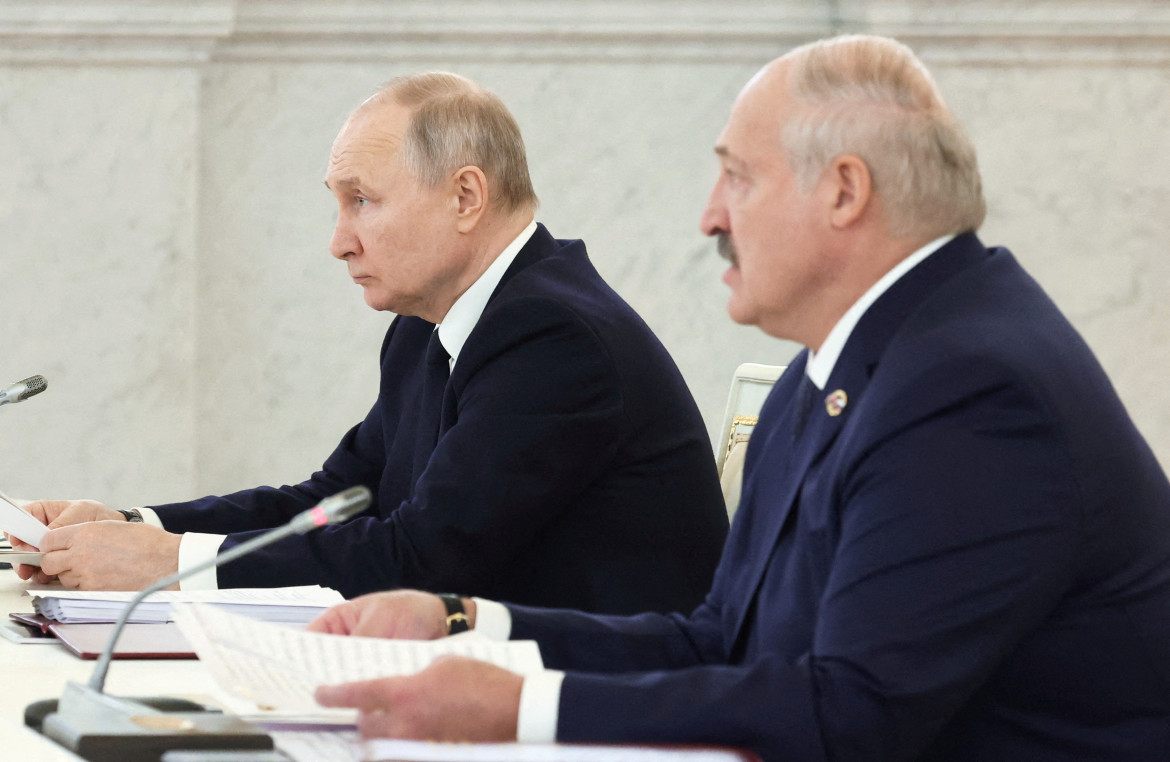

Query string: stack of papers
30 586 344 625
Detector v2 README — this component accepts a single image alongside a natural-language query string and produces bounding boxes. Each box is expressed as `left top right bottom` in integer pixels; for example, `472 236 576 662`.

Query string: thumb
315 682 361 708
37 524 80 552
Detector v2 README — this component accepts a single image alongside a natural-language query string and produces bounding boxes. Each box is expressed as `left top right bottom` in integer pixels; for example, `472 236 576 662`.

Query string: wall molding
0 1 235 64
1 0 1169 66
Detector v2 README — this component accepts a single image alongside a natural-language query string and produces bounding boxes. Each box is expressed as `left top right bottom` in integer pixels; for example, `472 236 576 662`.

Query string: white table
0 570 221 760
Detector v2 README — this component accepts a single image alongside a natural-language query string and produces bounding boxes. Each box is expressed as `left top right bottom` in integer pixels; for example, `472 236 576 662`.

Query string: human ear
825 154 872 229
453 166 488 232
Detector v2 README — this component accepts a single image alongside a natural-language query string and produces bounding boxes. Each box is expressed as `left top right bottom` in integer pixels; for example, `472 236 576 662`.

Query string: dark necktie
414 329 451 476
792 375 818 441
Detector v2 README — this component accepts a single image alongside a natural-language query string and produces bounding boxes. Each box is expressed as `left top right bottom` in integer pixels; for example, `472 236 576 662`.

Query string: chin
726 297 758 327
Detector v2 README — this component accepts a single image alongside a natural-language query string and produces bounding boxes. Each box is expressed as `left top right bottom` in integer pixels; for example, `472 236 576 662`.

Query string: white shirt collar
436 220 538 369
806 234 955 389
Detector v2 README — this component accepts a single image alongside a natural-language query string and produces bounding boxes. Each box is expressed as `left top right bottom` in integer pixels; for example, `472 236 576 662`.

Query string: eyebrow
324 176 360 191
714 145 747 170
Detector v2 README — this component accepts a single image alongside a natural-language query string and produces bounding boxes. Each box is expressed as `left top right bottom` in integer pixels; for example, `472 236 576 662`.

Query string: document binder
9 613 196 659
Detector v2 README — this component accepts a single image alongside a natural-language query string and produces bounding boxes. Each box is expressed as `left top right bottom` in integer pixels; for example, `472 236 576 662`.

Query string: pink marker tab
309 506 328 526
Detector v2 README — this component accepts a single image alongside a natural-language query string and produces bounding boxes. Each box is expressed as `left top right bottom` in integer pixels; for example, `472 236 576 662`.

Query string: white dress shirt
494 233 956 743
138 220 538 590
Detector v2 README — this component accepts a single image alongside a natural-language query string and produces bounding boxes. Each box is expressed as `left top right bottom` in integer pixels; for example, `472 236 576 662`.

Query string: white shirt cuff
517 670 565 743
135 507 163 528
176 532 226 590
471 597 512 640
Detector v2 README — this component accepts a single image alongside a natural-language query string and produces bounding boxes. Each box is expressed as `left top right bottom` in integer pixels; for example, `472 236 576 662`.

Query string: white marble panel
2 0 1169 510
0 66 199 504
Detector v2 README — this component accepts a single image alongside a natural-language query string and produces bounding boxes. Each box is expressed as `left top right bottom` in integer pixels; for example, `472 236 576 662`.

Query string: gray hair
368 72 538 215
781 35 986 240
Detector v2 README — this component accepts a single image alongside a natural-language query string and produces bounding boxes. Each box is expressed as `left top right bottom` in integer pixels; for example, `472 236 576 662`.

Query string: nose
699 176 728 238
329 210 359 260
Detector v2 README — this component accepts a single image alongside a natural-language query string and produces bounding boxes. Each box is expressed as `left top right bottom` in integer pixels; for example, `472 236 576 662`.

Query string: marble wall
1 0 1168 507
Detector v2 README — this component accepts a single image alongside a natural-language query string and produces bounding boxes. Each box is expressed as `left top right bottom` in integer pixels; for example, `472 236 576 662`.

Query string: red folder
8 612 196 659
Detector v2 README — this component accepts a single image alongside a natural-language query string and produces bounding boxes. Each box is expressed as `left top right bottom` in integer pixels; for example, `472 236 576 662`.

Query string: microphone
0 375 47 406
34 485 372 762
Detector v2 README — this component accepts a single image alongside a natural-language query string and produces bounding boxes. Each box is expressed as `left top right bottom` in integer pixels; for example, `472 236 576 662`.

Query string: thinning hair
365 72 538 215
780 35 986 240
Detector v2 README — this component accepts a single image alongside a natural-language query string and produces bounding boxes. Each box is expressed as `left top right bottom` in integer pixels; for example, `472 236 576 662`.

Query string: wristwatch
116 508 144 523
437 593 471 635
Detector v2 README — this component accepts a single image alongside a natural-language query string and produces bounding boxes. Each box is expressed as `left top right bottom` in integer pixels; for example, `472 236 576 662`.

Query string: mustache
716 234 738 267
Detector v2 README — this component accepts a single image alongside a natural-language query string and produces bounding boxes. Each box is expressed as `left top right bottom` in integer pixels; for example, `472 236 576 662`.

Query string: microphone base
40 682 273 762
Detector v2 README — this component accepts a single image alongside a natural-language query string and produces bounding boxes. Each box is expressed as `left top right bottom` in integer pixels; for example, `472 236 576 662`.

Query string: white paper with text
173 602 544 720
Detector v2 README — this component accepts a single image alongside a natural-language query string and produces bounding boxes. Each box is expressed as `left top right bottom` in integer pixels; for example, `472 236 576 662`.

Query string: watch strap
116 508 144 523
438 593 471 635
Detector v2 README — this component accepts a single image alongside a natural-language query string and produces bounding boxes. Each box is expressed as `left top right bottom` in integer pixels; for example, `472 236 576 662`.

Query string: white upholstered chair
716 362 785 521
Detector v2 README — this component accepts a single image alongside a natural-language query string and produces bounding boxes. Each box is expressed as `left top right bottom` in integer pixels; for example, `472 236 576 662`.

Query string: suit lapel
723 233 991 648
724 356 852 642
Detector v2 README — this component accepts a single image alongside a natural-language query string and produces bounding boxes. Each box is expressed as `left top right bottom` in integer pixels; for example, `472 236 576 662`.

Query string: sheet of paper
0 549 42 566
172 602 544 720
0 491 46 548
362 741 754 762
269 729 362 762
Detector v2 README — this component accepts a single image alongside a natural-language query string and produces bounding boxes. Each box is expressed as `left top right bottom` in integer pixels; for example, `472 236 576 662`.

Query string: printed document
172 602 544 721
0 487 46 548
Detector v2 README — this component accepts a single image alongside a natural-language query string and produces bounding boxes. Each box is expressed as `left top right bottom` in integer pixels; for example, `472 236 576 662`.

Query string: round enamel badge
825 389 848 417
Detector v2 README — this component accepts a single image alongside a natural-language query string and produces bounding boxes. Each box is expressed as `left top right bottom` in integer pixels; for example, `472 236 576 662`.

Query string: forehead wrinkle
326 126 404 184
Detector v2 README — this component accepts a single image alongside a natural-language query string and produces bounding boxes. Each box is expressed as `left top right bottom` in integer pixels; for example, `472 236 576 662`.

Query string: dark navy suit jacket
509 234 1170 760
151 224 729 612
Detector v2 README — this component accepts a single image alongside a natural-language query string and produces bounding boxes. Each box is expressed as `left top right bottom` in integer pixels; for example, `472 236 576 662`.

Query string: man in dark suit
308 36 1170 759
14 73 728 613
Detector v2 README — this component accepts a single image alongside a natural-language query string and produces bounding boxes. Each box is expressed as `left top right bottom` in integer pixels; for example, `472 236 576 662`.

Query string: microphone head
0 375 47 405
315 485 372 525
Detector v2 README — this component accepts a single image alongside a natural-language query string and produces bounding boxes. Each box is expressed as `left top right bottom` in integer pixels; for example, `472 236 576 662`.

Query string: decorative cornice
219 0 829 64
0 0 235 64
842 0 1170 65
1 0 1169 67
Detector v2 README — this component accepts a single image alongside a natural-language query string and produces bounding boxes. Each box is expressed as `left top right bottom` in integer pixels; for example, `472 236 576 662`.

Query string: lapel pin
825 389 848 417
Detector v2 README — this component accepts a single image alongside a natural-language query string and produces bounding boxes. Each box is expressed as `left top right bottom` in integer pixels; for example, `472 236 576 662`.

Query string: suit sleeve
508 594 728 674
146 323 398 535
552 357 1084 761
170 298 641 598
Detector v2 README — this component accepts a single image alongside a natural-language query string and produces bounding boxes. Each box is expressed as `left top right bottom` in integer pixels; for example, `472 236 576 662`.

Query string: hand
8 499 123 550
34 521 182 590
315 655 521 741
307 590 475 639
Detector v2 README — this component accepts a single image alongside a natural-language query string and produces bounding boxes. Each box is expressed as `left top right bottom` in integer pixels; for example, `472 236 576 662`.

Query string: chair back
717 362 784 520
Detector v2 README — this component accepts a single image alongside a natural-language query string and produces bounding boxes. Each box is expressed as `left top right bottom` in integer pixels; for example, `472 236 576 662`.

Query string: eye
355 196 370 208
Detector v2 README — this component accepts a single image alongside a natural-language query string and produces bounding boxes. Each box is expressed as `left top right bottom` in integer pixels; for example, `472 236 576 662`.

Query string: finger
23 502 51 524
32 568 58 585
38 549 70 578
57 570 82 589
14 563 35 581
37 524 79 553
315 682 360 708
315 678 398 712
304 611 331 634
357 709 400 739
306 609 346 634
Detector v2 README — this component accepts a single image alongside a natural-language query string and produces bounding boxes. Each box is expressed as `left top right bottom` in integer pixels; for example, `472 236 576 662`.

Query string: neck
425 210 534 324
795 230 938 352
